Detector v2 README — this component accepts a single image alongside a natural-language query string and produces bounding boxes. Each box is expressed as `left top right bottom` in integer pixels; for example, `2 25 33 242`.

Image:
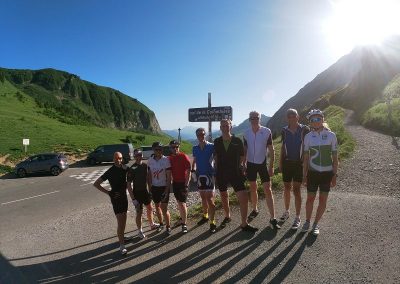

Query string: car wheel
51 166 61 176
17 168 27 178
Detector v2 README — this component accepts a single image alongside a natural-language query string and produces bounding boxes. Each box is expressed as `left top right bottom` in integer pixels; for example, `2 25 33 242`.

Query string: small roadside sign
23 138 29 153
188 106 233 122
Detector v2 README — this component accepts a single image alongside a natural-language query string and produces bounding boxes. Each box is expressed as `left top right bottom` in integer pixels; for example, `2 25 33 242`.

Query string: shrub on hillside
324 105 356 160
135 135 146 142
362 98 400 136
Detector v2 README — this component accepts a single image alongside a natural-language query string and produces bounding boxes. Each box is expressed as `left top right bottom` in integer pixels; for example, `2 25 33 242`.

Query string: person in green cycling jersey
302 109 338 236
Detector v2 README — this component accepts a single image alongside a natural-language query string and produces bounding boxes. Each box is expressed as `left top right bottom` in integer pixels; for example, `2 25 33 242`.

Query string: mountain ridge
267 37 400 135
165 114 271 142
0 67 161 133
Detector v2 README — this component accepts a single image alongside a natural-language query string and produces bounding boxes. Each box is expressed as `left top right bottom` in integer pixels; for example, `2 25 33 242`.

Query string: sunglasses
170 146 179 149
249 117 260 121
196 133 205 136
310 117 322 123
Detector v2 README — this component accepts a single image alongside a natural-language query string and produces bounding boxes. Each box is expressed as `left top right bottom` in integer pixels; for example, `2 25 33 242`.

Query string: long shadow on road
2 227 316 283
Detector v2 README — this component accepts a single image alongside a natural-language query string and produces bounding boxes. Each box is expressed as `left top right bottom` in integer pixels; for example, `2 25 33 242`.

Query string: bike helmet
306 109 324 120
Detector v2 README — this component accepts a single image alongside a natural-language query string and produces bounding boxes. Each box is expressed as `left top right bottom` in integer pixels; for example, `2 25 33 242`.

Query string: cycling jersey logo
197 175 214 189
153 169 164 179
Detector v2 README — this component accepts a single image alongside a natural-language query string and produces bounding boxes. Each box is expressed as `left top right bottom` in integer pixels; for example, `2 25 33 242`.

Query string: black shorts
246 161 270 183
172 182 188 203
151 186 169 204
307 171 334 195
216 173 247 192
282 160 303 183
109 191 128 215
134 190 152 210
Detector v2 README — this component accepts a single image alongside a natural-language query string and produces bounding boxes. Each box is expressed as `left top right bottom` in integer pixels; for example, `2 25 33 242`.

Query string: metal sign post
22 138 30 153
208 92 212 142
188 93 233 142
178 128 182 143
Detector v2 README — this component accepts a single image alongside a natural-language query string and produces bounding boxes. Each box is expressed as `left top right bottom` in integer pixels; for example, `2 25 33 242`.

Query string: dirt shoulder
336 110 400 199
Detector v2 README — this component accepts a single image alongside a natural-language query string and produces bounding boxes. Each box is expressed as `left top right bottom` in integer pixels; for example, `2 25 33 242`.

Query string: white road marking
1 190 60 205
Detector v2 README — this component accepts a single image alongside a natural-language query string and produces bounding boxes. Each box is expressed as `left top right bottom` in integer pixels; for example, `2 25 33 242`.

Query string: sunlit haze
322 0 400 58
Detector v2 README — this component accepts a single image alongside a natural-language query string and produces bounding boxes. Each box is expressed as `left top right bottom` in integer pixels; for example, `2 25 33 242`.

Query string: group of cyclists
94 108 338 255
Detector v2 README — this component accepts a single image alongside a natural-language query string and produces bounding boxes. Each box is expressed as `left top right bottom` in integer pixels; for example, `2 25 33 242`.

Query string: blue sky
0 0 361 130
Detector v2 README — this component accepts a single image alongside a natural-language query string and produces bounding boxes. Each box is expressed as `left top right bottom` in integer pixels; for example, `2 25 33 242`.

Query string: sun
323 0 400 57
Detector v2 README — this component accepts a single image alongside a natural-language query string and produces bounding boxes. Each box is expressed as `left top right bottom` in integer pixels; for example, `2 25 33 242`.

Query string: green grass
0 80 191 163
360 74 400 136
362 98 400 136
0 164 13 174
324 105 356 160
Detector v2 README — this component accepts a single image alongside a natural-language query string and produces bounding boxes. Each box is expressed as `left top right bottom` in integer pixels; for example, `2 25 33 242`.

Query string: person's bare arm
185 156 191 187
147 168 152 189
279 144 284 172
268 144 275 176
185 169 190 188
165 169 172 196
127 182 135 200
93 177 109 195
331 153 339 187
302 153 309 186
191 156 197 172
243 137 248 167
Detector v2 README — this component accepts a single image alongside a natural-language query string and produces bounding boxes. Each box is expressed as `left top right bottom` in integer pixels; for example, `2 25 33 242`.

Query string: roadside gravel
336 111 400 199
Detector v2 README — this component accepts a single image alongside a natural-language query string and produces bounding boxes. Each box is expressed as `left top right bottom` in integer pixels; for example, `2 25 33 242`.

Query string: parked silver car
15 153 69 178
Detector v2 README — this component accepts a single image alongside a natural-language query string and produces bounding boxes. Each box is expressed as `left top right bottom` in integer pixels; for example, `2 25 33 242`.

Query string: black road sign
188 106 233 122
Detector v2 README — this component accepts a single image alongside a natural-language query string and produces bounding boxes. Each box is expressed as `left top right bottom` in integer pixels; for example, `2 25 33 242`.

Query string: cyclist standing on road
191 128 217 233
243 111 280 230
279 108 309 230
147 142 172 235
168 140 191 234
302 109 338 235
214 119 258 232
127 150 158 239
93 152 129 255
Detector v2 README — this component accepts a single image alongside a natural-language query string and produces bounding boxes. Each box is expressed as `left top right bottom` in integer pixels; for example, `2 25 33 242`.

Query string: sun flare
323 0 400 57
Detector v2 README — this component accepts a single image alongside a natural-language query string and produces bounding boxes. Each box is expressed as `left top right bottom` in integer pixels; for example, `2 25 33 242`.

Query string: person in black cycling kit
127 150 157 239
214 119 258 232
279 108 309 230
93 152 129 255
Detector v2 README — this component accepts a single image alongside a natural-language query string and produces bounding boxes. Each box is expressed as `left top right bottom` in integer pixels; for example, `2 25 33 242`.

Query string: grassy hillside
323 105 356 160
361 74 400 136
0 81 190 164
0 67 161 132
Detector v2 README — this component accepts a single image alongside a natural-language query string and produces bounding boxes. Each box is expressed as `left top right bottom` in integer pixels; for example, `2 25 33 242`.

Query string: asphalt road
1 150 400 283
0 164 113 234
